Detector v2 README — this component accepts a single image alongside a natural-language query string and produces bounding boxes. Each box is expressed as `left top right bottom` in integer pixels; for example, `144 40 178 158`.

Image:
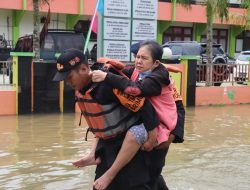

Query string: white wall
20 12 67 36
0 10 13 42
229 0 242 4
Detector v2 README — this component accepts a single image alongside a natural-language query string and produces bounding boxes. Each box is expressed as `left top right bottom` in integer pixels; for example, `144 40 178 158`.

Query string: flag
97 0 104 15
40 7 50 46
84 0 103 54
91 0 104 34
91 15 98 33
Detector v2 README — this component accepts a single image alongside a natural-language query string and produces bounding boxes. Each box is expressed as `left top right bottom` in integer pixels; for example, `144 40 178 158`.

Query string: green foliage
215 0 229 22
241 0 250 28
176 0 192 6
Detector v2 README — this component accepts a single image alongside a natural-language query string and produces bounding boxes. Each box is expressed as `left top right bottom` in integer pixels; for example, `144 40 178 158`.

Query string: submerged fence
2 61 248 87
0 60 13 85
196 63 249 86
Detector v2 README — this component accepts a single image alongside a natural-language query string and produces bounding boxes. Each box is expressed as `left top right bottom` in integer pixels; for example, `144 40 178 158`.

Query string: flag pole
84 0 100 54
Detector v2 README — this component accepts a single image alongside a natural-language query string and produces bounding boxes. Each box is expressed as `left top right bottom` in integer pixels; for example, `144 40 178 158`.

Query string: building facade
0 0 249 57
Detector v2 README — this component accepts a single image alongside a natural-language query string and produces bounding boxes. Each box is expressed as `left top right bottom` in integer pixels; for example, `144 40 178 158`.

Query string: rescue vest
76 86 140 140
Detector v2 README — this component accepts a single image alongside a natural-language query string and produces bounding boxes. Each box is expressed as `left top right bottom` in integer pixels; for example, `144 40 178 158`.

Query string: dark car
0 34 13 61
162 41 234 86
0 35 14 78
14 29 89 60
90 43 97 62
162 41 202 63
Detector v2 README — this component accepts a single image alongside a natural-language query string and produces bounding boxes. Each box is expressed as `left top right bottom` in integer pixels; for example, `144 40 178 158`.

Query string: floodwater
0 105 250 190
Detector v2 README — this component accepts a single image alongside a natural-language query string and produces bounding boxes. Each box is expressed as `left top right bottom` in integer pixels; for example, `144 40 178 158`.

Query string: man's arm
93 81 160 132
92 64 170 97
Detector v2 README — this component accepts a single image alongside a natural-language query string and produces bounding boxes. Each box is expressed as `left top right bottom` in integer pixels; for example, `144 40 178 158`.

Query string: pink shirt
131 69 177 144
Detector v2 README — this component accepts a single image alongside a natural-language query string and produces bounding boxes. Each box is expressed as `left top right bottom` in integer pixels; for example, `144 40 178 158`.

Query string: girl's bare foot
93 171 114 190
72 156 101 168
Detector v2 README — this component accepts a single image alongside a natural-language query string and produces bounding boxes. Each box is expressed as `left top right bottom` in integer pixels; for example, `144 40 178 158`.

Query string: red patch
124 87 141 96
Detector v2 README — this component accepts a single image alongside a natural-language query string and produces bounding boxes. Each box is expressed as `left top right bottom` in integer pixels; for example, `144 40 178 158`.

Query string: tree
33 0 50 61
176 0 250 86
203 0 250 86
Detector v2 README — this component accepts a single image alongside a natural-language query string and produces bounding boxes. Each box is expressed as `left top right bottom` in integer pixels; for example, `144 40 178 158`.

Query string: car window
24 37 32 52
170 45 182 55
183 44 201 55
15 39 25 52
51 33 84 52
43 35 55 50
213 47 224 55
237 53 250 61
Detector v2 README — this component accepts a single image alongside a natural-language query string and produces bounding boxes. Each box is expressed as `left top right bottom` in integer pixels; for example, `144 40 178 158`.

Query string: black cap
130 42 141 55
53 49 86 81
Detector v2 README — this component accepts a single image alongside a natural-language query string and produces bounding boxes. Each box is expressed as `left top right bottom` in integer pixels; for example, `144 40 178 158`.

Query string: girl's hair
139 40 163 62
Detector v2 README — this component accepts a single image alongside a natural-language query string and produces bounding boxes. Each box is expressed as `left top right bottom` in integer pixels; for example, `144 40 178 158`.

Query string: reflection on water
0 105 250 190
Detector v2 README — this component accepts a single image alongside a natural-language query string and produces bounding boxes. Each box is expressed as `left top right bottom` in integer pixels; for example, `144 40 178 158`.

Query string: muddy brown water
0 105 250 190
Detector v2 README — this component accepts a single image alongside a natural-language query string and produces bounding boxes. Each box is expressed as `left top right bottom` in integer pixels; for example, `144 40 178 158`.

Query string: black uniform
80 79 160 190
103 64 185 190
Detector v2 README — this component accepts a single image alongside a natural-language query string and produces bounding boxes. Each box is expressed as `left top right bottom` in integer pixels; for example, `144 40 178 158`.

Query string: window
236 30 250 52
201 29 228 52
43 35 54 50
163 27 193 44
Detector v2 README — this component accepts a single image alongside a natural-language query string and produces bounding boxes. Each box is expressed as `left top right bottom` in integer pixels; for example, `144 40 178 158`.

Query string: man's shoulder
152 64 169 77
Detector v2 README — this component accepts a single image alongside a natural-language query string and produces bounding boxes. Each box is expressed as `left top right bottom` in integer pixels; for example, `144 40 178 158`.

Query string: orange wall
0 0 97 15
0 91 16 115
175 4 206 23
1 1 247 25
158 2 246 25
83 0 96 16
196 86 250 106
31 0 81 14
0 0 23 10
157 2 172 21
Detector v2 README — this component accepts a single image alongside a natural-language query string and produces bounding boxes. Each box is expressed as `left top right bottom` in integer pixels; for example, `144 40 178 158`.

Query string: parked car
90 43 97 62
14 29 89 60
0 34 13 61
0 34 14 78
233 50 250 84
162 41 234 86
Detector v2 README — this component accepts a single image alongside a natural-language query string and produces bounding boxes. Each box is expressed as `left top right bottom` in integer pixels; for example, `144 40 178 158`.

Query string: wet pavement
0 105 250 190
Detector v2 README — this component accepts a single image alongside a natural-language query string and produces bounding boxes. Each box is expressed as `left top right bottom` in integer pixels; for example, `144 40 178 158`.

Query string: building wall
0 1 248 55
196 86 250 106
0 10 13 43
19 12 67 37
0 90 16 115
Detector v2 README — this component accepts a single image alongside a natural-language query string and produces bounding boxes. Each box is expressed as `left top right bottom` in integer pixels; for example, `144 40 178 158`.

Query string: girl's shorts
129 123 148 145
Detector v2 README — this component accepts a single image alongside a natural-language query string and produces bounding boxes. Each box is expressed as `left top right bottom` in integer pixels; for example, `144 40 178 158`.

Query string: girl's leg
93 124 147 190
142 129 157 151
73 138 101 167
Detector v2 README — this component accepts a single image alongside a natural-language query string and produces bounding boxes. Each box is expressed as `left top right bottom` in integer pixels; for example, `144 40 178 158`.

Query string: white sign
132 20 157 41
104 0 131 18
104 18 131 40
104 41 130 61
133 0 158 19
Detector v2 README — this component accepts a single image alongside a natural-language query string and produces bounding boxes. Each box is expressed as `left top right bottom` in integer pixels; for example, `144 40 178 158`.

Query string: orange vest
76 87 140 139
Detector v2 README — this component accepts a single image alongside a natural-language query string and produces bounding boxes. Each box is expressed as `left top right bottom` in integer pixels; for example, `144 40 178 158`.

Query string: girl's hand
92 70 107 82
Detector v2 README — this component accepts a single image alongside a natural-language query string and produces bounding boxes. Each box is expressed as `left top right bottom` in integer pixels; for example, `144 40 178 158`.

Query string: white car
234 51 250 83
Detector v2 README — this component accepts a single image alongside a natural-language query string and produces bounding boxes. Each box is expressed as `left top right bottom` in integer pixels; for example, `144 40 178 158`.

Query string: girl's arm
92 65 170 97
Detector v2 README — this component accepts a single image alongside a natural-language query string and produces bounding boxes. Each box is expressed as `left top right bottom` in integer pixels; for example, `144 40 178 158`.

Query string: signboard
132 20 157 41
104 41 130 61
104 0 131 18
133 0 158 19
99 0 158 61
104 18 131 40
